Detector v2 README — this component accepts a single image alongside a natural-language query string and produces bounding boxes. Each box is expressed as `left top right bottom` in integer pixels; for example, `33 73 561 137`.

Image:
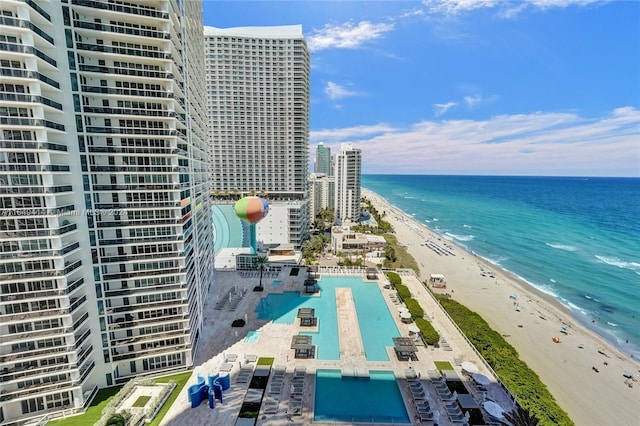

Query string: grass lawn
256 357 274 366
434 361 454 372
147 371 192 426
47 371 192 426
133 395 151 407
47 386 122 426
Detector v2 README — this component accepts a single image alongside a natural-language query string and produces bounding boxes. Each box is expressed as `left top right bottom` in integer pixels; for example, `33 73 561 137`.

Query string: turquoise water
244 330 261 344
363 175 640 358
211 204 247 252
314 369 410 423
271 280 281 287
254 276 400 361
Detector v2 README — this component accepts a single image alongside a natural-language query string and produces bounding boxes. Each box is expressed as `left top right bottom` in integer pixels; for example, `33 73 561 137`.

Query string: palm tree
253 255 269 291
503 406 540 426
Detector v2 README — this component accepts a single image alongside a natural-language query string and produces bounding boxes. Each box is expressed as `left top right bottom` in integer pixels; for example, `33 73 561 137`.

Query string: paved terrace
160 267 515 426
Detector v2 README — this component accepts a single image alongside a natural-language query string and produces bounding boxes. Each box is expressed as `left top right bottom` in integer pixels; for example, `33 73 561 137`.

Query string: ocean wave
463 224 472 228
595 255 640 274
546 243 578 252
549 278 556 283
584 295 600 302
566 301 588 316
446 233 474 242
607 322 618 327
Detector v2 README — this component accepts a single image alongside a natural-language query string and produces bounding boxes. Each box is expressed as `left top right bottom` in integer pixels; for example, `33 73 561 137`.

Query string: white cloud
422 0 606 16
464 94 483 107
310 107 640 176
324 82 361 100
307 21 394 52
310 124 398 143
435 102 457 116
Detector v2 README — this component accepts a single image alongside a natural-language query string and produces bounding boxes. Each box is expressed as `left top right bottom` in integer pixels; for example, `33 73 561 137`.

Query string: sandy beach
363 189 639 426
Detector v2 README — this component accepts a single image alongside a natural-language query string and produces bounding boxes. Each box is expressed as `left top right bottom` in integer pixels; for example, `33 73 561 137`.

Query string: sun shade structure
393 337 418 360
234 196 269 253
291 334 314 359
297 308 317 326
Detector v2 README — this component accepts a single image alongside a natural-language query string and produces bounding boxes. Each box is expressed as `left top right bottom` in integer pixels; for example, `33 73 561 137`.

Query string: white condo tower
204 25 311 249
0 1 213 423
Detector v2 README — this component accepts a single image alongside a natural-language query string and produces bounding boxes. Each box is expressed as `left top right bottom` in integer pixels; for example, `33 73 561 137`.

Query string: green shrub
415 318 439 345
405 298 424 319
435 295 573 426
395 283 411 300
385 271 402 287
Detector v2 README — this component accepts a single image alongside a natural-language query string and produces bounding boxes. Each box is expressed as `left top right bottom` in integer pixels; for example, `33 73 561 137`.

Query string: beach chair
263 402 278 414
420 412 434 421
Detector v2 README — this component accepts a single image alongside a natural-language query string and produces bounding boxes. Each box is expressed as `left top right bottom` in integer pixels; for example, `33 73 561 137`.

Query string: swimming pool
271 280 282 287
244 330 261 343
254 276 400 361
314 369 410 423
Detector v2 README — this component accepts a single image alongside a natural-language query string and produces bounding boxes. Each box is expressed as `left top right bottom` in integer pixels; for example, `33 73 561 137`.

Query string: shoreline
363 188 639 426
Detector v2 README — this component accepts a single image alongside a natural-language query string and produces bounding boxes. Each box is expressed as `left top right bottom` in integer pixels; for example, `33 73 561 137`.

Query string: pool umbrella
461 361 479 374
482 401 505 419
407 324 420 334
472 373 491 386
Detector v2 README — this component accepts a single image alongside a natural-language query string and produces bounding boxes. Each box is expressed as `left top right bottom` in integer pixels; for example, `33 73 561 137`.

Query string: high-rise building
204 25 311 249
314 142 331 176
334 143 362 224
0 1 213 423
308 173 335 219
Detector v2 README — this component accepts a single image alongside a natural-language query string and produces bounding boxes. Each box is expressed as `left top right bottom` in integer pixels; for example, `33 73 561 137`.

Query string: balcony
0 16 54 44
78 64 172 80
76 43 171 60
0 139 67 151
111 343 188 362
0 92 63 110
83 106 174 117
0 117 65 131
71 0 169 19
0 42 56 67
73 20 169 40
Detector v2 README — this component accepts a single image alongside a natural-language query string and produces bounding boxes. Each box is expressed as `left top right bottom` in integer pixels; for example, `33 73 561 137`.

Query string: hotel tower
0 1 213 424
204 25 311 249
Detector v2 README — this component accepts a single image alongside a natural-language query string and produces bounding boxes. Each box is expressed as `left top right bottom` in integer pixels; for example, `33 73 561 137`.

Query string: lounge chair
245 354 257 363
419 412 434 421
263 403 278 414
224 353 238 362
219 363 233 372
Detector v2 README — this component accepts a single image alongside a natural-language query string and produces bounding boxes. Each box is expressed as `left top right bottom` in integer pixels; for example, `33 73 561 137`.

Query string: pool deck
160 267 515 426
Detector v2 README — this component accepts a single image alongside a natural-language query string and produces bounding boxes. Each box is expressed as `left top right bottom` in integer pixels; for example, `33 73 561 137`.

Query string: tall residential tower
0 1 213 423
314 142 331 176
334 143 362 224
204 25 311 249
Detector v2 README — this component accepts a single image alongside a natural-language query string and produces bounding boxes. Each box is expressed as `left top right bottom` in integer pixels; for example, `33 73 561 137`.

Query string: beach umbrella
461 361 479 374
482 401 504 419
472 373 491 386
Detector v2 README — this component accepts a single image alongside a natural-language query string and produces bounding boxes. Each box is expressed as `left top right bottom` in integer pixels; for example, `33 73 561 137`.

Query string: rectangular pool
254 276 400 361
314 369 410 423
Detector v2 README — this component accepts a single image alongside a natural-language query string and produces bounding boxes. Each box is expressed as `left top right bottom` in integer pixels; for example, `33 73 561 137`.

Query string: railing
73 20 170 39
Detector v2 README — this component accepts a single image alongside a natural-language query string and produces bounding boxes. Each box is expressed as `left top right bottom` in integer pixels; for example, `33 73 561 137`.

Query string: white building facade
204 25 311 249
0 1 213 423
334 143 362 224
308 172 335 219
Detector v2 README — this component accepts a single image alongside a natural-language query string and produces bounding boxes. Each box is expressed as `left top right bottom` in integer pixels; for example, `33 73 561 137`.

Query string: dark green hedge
435 295 573 426
415 317 439 345
405 298 424 319
385 271 402 286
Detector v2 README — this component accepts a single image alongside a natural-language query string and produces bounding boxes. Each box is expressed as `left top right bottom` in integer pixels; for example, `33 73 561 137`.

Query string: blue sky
203 0 640 177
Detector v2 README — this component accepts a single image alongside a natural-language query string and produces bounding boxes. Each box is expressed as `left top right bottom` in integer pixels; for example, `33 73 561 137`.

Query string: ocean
362 175 640 359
